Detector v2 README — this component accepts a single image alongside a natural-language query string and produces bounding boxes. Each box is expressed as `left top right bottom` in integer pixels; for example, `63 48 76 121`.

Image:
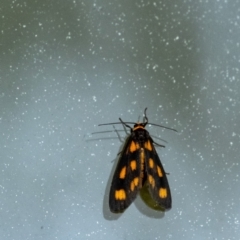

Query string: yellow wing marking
119 166 126 179
149 158 154 168
129 141 140 153
115 189 126 200
157 166 163 177
130 177 139 191
159 188 167 198
148 175 155 188
144 140 152 151
130 160 137 171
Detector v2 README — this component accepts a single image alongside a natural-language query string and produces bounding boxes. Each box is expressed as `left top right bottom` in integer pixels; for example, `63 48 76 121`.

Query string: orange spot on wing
115 189 126 200
159 188 167 198
129 141 140 152
130 177 139 191
149 158 154 168
157 166 163 177
130 160 137 171
119 166 126 179
148 175 155 188
144 140 152 151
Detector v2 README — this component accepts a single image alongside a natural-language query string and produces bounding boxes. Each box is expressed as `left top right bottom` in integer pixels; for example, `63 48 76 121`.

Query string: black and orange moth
99 108 176 213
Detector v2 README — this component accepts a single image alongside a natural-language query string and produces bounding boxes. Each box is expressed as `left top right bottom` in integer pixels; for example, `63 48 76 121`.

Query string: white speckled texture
1 1 239 239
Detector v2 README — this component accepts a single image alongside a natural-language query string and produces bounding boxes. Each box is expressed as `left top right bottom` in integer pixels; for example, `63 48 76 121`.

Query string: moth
99 108 176 212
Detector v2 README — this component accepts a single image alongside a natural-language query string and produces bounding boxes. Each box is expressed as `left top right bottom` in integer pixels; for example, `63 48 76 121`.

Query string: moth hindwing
99 108 174 213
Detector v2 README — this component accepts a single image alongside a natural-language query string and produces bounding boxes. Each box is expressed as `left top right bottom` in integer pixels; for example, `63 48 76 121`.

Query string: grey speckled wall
1 1 240 239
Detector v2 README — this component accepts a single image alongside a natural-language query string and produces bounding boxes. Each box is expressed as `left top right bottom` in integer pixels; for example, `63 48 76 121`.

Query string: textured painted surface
1 1 240 239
